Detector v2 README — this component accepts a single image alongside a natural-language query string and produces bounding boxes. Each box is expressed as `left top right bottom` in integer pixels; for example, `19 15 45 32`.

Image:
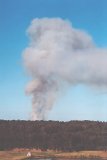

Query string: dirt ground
0 149 107 160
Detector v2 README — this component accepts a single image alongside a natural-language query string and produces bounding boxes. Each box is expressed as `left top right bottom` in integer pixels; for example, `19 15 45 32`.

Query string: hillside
0 120 107 151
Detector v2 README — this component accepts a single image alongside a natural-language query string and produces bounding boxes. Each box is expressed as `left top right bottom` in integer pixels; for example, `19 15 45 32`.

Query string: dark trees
0 120 107 151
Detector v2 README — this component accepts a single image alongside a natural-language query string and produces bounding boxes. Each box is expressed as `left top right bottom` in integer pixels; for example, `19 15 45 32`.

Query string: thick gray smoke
23 18 107 120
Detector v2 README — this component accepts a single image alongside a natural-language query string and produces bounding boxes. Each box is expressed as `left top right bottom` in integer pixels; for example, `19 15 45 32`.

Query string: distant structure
27 152 32 157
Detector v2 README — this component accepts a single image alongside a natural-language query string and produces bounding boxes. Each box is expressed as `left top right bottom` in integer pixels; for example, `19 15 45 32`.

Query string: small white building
27 152 32 157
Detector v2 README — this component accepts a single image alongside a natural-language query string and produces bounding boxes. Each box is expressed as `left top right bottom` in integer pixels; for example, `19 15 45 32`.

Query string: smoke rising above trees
23 18 107 120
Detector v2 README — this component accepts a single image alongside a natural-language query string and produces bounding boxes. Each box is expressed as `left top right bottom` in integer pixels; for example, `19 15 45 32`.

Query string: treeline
0 120 107 151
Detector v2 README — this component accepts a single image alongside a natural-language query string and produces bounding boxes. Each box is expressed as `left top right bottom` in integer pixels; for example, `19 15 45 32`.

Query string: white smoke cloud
23 18 107 120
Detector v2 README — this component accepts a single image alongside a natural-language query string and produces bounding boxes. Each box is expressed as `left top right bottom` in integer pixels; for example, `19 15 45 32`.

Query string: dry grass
0 150 107 160
55 150 107 159
0 150 27 160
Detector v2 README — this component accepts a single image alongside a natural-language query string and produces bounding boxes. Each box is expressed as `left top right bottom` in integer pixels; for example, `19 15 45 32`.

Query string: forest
0 120 107 151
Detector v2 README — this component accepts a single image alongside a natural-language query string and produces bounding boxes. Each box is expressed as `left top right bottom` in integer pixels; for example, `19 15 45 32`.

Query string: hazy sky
0 0 107 121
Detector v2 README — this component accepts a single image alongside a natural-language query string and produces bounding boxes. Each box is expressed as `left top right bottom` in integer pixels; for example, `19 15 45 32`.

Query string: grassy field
0 150 107 160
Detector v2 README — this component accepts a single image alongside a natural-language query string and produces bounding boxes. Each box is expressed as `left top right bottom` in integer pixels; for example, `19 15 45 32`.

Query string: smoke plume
23 18 107 120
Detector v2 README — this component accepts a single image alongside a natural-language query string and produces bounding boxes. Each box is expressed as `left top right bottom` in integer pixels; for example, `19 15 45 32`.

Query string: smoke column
23 18 107 120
